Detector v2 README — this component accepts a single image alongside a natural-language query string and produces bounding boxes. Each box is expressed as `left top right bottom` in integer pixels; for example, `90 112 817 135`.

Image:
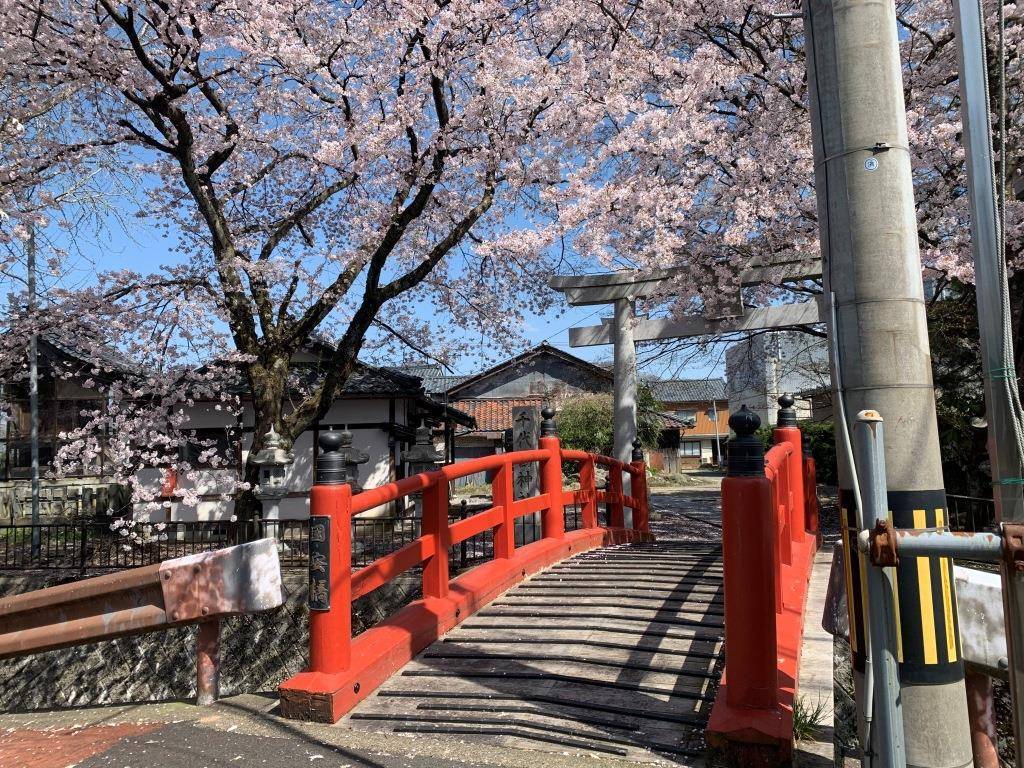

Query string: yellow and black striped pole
842 494 963 685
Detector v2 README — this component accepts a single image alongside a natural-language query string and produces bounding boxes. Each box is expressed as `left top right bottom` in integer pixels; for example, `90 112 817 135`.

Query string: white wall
134 397 406 522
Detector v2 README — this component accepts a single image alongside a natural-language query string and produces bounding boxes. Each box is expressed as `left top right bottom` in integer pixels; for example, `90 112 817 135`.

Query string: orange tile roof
451 397 546 434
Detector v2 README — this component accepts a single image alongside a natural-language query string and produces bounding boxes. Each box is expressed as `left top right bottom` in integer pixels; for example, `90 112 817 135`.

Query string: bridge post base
706 727 792 768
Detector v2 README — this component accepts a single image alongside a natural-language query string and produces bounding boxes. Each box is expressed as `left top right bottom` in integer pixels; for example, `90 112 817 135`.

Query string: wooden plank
342 540 725 760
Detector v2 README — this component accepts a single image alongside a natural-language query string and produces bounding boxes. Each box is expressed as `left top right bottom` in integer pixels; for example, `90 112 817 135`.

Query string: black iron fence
947 494 997 533
0 499 591 576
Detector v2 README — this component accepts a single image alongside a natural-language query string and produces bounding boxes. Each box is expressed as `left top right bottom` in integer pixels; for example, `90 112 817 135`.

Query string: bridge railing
280 410 652 723
707 398 820 763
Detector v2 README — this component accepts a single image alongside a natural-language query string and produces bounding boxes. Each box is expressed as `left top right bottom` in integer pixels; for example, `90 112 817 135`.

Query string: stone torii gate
548 254 824 480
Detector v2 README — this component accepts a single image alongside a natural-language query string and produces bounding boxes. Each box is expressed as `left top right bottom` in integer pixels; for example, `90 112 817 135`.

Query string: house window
675 409 697 422
1 389 106 479
679 441 701 457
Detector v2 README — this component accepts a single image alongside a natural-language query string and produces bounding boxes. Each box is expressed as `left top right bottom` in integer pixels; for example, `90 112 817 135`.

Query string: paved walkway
795 547 837 767
0 489 728 768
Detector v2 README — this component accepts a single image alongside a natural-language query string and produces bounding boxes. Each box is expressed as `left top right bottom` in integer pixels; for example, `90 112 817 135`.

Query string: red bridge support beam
539 427 565 540
773 393 805 550
707 398 819 767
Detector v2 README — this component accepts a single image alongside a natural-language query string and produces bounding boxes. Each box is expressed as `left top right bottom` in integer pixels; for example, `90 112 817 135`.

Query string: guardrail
0 539 285 705
706 398 820 763
279 411 652 723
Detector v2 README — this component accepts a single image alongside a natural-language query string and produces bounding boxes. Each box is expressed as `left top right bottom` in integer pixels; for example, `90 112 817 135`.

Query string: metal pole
195 619 221 706
853 411 907 768
612 298 637 527
952 0 1024 757
27 226 40 559
712 400 722 466
802 1 972 764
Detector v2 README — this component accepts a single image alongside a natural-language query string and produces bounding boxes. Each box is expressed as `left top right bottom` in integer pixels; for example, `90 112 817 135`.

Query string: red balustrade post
308 433 353 676
608 467 625 529
538 407 565 540
722 406 778 709
772 394 805 545
421 478 450 599
629 439 649 533
579 458 598 529
492 461 516 558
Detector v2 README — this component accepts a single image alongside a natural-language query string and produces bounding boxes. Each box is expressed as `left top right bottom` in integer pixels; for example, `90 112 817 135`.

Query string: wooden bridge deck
343 541 724 764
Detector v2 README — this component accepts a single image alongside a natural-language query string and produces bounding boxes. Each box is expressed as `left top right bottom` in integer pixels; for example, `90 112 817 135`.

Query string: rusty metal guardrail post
853 410 907 768
0 539 283 706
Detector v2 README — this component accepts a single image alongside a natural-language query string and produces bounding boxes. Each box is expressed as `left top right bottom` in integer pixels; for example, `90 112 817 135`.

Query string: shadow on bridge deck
342 538 724 765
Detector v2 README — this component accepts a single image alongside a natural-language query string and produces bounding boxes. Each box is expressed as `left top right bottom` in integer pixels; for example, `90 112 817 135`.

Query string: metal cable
977 0 1024 475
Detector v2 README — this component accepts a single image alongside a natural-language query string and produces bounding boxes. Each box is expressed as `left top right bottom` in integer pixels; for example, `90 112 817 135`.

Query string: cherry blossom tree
2 0 686 517
2 0 1019 518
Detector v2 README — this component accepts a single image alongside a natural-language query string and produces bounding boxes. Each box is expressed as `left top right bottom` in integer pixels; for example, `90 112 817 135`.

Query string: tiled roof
649 378 726 404
451 397 546 434
650 410 691 429
390 364 472 395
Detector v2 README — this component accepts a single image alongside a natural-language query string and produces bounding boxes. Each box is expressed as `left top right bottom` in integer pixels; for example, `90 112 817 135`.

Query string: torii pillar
612 299 638 528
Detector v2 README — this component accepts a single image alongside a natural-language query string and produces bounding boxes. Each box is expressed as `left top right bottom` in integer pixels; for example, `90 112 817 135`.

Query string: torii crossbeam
548 256 824 486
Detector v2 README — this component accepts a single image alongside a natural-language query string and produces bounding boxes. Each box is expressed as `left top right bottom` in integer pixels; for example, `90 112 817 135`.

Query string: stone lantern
403 423 445 475
250 426 294 522
401 423 444 519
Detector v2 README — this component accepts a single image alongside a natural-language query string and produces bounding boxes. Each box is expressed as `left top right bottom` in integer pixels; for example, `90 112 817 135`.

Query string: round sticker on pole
864 157 879 172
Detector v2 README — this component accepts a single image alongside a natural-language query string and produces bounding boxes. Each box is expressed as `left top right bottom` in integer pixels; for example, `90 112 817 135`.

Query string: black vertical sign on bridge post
511 406 540 545
308 516 331 611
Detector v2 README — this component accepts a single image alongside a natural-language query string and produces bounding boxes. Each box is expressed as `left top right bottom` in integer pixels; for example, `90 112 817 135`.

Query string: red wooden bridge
277 405 820 765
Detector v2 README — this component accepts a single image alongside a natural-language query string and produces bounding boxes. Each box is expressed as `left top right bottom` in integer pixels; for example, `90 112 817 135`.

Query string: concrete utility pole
802 1 973 766
612 298 638 525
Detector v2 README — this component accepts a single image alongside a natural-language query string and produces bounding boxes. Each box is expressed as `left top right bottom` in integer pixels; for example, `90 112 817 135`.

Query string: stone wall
0 569 420 712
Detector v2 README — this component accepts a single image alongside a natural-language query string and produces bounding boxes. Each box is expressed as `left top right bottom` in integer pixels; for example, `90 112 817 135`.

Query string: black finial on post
727 405 764 477
632 438 644 462
540 406 557 437
316 430 346 485
316 429 369 489
776 393 798 427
